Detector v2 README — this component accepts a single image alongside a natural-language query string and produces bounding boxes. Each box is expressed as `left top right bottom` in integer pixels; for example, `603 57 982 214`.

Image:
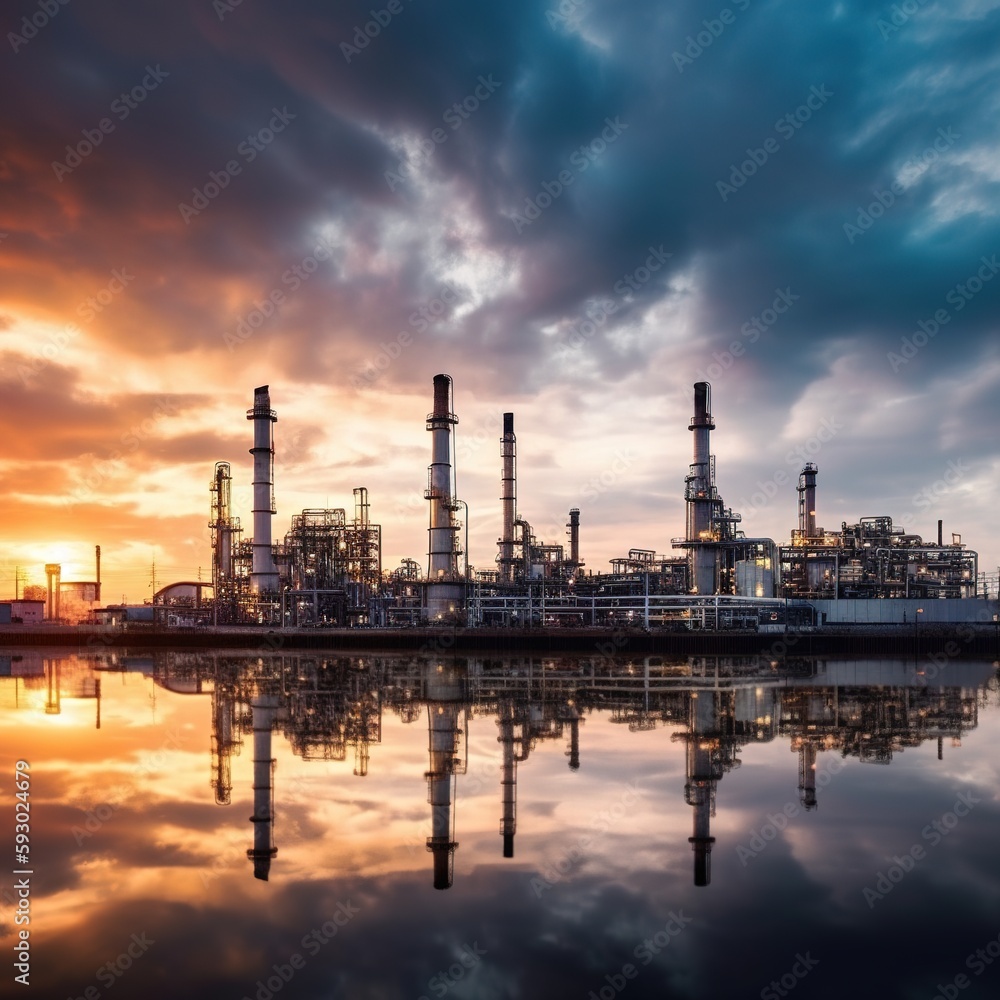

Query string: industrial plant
134 376 990 631
15 376 992 631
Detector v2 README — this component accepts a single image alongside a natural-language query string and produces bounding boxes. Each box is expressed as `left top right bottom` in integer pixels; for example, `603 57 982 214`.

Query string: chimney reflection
62 651 993 891
422 662 467 890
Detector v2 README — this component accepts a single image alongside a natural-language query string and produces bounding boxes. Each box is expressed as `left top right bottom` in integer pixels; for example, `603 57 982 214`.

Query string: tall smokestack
499 412 516 584
567 508 581 570
686 692 718 887
95 546 101 603
797 463 818 537
498 700 517 858
247 690 279 880
425 375 463 620
937 519 943 546
424 663 465 889
247 387 279 593
686 382 717 594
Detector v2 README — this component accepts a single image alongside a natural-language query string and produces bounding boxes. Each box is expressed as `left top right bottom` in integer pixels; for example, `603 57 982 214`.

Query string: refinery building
136 377 993 630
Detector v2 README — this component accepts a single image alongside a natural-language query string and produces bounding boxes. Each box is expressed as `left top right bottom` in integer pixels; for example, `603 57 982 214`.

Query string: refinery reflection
2 651 995 889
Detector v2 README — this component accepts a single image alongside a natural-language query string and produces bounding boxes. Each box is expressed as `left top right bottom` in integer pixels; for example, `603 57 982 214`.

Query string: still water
2 648 999 1000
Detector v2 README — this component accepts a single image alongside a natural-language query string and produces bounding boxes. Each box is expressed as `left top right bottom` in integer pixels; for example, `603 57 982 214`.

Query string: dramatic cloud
0 0 997 596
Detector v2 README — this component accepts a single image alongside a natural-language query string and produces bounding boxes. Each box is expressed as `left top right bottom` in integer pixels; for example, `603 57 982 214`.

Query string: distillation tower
424 374 465 621
248 386 279 594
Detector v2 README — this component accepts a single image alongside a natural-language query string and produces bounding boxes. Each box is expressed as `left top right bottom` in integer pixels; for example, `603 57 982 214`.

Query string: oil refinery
11 377 995 632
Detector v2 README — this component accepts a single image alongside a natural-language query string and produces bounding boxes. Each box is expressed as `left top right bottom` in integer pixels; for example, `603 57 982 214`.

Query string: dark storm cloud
1 0 997 568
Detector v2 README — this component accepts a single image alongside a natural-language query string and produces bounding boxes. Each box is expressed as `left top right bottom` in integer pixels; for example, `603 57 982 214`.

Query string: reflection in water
9 651 978 890
2 648 998 1000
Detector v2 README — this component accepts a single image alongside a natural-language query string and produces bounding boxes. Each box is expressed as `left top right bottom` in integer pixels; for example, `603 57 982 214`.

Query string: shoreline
1 624 997 658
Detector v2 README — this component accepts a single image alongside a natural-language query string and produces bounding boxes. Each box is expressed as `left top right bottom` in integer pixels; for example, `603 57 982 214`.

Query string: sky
1 0 998 601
